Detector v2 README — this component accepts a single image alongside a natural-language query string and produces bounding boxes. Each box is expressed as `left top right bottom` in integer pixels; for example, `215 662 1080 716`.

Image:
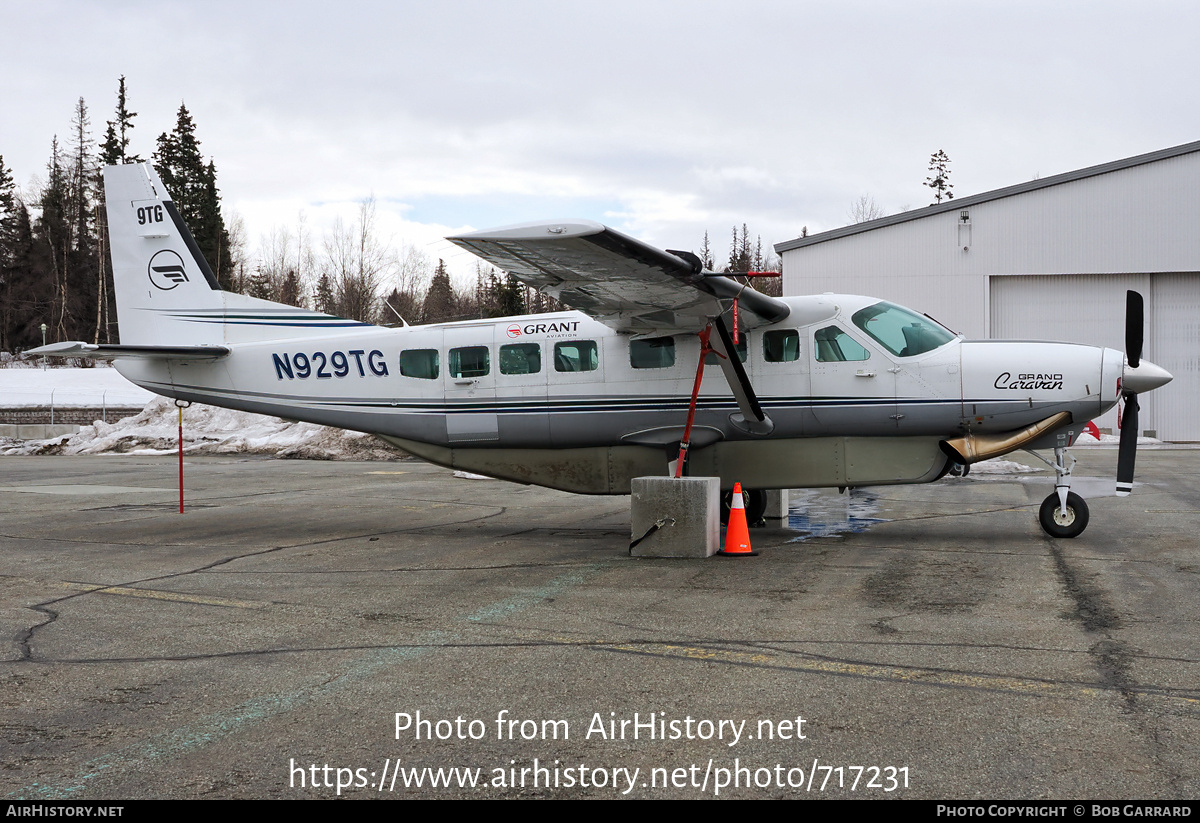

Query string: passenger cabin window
851 301 956 357
630 337 675 369
400 349 439 379
449 346 490 378
814 326 869 362
705 334 747 365
500 343 541 375
763 329 800 362
554 341 599 372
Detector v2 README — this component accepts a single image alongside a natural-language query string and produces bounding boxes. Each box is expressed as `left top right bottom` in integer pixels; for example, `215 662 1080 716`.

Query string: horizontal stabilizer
27 342 231 361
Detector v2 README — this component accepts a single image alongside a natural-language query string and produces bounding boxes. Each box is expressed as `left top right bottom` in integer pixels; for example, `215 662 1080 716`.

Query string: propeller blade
1125 290 1143 369
1116 392 1139 496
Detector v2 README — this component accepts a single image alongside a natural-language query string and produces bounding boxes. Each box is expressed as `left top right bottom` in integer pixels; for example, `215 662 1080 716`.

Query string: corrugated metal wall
1148 273 1200 441
989 273 1198 441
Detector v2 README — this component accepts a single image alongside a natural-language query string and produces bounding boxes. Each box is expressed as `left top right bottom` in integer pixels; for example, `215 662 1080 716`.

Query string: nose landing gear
1039 490 1089 538
1031 445 1090 538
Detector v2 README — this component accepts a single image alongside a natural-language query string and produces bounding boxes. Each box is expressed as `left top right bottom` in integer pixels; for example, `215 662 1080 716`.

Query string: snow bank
0 397 408 461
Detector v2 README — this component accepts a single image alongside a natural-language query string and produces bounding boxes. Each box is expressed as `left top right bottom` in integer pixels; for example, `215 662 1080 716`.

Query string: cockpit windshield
850 302 956 357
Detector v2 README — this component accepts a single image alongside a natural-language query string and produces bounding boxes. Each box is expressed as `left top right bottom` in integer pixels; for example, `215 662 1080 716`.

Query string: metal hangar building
774 140 1200 441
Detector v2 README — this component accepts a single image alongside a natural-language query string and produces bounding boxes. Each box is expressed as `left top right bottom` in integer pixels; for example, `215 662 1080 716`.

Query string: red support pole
178 404 184 514
674 325 716 478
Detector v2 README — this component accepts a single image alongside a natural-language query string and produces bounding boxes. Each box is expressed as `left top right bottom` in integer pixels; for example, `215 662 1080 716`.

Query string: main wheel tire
1039 492 1089 538
721 488 769 527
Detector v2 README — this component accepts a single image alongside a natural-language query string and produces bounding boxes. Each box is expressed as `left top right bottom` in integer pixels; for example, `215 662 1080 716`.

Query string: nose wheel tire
1038 492 1089 538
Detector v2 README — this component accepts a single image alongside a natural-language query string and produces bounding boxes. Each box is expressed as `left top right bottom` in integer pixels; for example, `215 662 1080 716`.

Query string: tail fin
104 163 370 346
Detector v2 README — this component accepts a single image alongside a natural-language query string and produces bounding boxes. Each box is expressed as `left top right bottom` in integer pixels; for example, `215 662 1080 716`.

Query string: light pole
39 323 47 370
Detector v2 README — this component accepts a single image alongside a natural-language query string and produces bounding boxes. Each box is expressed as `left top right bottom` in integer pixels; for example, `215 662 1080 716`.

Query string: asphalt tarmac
1 449 1197 799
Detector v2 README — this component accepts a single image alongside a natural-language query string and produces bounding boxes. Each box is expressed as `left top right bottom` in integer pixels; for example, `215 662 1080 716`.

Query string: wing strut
711 316 774 436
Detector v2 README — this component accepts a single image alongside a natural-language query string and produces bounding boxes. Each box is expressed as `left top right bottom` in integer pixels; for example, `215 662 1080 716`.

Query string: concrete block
763 488 789 525
630 476 720 558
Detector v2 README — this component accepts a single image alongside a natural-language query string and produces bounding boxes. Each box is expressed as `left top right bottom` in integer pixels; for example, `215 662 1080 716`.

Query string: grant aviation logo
148 250 188 290
506 320 580 339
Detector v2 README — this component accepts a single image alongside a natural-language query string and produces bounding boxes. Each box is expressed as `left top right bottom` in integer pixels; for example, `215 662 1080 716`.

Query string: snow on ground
0 396 408 461
968 458 1041 474
1075 432 1164 446
0 365 154 407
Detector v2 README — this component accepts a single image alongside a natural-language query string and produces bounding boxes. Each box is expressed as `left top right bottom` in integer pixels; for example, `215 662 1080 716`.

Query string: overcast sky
4 0 1198 280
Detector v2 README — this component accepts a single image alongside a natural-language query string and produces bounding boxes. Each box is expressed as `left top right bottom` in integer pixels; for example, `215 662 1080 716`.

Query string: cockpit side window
851 302 955 357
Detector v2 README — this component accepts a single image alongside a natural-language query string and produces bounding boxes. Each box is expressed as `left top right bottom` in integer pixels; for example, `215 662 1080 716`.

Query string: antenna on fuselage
383 300 410 327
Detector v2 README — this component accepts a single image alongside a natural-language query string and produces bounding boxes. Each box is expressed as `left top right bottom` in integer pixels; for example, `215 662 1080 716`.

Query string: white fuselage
113 294 1123 493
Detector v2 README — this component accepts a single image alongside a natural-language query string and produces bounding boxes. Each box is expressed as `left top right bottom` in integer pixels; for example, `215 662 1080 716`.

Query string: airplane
31 163 1173 539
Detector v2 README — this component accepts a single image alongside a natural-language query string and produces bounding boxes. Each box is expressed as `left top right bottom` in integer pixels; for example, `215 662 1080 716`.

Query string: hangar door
989 273 1198 442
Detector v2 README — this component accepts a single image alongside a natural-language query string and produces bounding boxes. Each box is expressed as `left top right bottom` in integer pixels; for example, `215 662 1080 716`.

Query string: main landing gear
721 487 768 528
1030 446 1090 538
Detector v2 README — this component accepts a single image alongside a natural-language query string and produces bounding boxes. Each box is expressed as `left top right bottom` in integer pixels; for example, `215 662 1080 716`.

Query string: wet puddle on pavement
785 488 888 542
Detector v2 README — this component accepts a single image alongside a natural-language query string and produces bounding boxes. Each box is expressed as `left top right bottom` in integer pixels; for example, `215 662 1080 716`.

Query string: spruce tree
496 273 526 317
245 267 272 300
97 77 142 342
422 259 455 323
66 99 100 344
727 223 753 272
153 105 235 288
925 149 954 204
1 199 39 351
278 268 303 307
99 77 140 166
196 161 234 289
311 273 333 315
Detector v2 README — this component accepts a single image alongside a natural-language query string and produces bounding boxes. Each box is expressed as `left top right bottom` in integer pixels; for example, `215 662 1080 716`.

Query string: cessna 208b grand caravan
34 164 1173 538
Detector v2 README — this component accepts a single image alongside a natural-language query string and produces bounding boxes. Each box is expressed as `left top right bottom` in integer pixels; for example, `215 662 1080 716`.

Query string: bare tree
849 194 885 223
224 210 248 292
381 242 431 323
318 197 394 323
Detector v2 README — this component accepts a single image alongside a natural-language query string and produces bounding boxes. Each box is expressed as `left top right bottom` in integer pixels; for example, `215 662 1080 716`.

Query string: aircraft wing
447 220 789 334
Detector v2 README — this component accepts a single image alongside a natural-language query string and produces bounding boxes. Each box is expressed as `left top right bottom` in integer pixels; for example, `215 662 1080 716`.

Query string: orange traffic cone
718 483 758 557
